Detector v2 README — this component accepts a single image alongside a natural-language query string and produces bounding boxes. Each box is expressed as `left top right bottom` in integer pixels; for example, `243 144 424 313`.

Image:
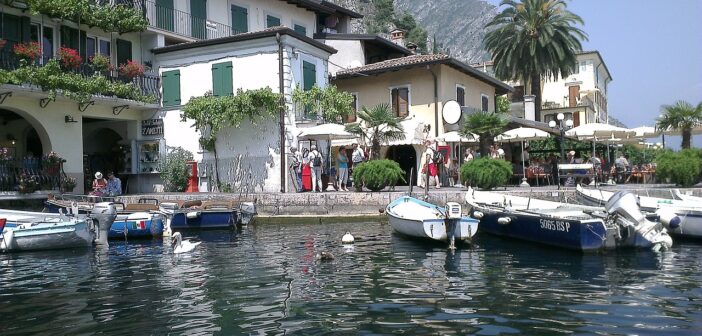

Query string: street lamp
549 113 573 163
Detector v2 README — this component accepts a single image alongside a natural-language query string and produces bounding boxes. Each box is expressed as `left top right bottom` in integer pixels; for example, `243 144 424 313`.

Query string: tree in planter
656 100 702 149
460 109 508 158
655 149 702 187
345 103 405 160
291 85 354 122
460 157 512 190
160 147 194 192
182 88 281 190
351 159 405 191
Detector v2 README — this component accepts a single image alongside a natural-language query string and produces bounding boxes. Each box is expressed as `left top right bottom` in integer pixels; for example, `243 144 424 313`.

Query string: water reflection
1 221 701 335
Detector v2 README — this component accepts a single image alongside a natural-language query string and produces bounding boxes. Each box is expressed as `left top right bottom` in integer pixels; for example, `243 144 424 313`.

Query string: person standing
289 147 302 192
424 140 441 189
337 146 349 191
350 143 365 187
105 172 122 196
464 149 474 163
308 145 323 192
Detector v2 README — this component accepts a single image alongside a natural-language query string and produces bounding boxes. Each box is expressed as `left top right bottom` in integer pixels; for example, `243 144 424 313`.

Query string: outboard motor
605 191 673 250
238 202 257 225
444 202 462 250
91 202 117 247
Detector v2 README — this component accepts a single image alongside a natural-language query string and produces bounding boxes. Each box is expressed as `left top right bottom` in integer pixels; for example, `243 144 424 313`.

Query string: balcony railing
0 51 161 101
133 0 240 40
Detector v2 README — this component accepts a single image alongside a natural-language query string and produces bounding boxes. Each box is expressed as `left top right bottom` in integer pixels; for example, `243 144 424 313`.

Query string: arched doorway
0 108 51 191
83 127 124 175
26 128 43 157
386 145 417 186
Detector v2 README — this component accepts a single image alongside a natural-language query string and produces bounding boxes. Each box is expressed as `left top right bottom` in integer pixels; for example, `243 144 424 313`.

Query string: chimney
390 29 406 47
406 42 418 54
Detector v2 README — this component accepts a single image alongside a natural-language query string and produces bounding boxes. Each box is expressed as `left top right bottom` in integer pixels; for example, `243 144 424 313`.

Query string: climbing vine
26 0 148 34
291 85 354 123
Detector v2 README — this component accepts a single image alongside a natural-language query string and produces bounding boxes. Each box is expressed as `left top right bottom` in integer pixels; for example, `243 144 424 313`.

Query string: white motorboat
386 196 479 248
577 185 702 239
1 217 92 252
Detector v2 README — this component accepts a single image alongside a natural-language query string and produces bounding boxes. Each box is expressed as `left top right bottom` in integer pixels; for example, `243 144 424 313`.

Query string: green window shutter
2 14 21 50
231 5 248 33
116 39 133 66
20 16 31 42
212 61 233 96
79 30 87 60
293 24 306 35
60 26 80 50
302 61 316 91
162 70 181 107
266 15 281 28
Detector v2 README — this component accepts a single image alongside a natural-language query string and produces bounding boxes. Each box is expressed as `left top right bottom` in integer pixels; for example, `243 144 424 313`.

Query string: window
162 70 181 107
293 24 307 35
99 39 111 57
580 61 587 73
30 23 54 63
266 14 281 28
86 36 97 59
212 61 233 96
346 93 358 123
116 38 132 66
573 61 579 74
231 4 248 33
302 61 316 90
456 85 465 107
391 87 409 117
481 94 489 112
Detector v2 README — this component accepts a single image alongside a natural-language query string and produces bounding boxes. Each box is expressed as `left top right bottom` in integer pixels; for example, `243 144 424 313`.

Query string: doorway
386 145 417 186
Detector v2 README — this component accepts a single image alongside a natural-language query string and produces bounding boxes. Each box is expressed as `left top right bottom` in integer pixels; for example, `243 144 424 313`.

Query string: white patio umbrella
631 126 659 139
438 131 479 143
298 123 357 191
566 123 635 163
495 127 550 187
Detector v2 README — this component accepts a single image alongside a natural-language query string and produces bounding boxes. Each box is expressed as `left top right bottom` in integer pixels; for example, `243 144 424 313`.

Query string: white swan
171 232 201 254
342 232 355 244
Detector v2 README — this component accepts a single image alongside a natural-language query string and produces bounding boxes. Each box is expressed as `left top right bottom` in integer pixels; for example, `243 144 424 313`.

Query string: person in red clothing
90 172 107 196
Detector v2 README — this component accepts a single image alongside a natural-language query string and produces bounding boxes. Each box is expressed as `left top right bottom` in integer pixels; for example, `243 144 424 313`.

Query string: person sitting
105 172 122 196
90 172 107 196
449 159 460 186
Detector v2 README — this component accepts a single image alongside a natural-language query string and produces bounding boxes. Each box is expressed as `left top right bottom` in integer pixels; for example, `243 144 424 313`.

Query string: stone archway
386 145 418 186
0 108 52 157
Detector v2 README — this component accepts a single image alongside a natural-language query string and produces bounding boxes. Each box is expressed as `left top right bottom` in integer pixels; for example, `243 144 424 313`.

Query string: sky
485 0 702 148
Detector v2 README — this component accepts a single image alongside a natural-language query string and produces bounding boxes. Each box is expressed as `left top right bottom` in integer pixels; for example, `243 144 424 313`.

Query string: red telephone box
186 161 199 192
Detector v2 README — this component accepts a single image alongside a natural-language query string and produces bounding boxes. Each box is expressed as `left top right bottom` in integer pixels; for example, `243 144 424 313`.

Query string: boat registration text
540 219 571 232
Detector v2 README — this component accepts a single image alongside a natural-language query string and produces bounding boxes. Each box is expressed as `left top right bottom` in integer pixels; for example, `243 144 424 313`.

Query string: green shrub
460 157 512 190
159 147 194 192
352 159 405 191
655 149 702 187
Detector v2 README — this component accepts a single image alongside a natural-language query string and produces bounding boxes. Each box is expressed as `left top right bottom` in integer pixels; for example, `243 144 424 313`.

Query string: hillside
329 0 496 63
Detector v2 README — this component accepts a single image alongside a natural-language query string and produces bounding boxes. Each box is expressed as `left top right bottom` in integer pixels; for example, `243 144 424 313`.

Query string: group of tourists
89 171 122 196
289 143 367 192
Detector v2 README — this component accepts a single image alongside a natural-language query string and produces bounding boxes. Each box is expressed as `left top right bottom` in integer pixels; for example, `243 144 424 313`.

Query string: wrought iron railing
0 51 161 101
0 160 62 192
133 0 240 40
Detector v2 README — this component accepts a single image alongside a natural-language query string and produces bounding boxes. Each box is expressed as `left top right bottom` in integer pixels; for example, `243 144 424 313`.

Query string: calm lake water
1 220 701 335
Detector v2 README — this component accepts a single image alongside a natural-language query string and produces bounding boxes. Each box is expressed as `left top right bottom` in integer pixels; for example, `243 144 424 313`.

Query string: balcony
0 51 161 102
134 0 240 40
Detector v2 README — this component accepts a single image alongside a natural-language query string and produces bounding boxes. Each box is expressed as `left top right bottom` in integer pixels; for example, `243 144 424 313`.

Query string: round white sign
442 100 461 124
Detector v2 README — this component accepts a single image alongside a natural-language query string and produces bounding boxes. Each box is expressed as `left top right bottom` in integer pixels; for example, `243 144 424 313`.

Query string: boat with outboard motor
386 196 479 249
159 200 256 230
576 184 702 239
465 188 673 252
0 202 117 252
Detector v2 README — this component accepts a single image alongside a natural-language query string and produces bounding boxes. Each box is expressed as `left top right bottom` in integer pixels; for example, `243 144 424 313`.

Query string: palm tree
345 104 405 160
484 0 587 121
656 100 702 149
460 110 508 157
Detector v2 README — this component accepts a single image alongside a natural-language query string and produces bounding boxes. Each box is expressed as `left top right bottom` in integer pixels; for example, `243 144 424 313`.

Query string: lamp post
548 113 573 163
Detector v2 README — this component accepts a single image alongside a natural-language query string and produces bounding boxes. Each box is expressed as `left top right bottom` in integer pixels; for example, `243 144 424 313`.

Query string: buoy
497 217 512 225
342 232 354 244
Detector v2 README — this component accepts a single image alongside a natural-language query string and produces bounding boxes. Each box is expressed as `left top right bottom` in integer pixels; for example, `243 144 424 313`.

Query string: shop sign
142 119 164 136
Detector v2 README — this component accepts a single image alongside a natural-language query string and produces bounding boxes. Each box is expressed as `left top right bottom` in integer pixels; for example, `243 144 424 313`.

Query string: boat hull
2 220 92 252
109 213 164 239
475 208 610 251
386 196 478 243
169 210 237 229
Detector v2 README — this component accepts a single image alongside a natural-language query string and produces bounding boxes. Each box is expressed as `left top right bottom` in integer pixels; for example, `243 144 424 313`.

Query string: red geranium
58 47 82 70
118 60 145 79
13 41 41 62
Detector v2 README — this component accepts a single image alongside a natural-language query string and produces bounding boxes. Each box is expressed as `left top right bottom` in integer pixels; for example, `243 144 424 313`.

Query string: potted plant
118 60 145 80
18 172 39 194
13 41 41 63
42 151 65 175
57 47 82 70
351 159 405 192
60 175 77 193
89 54 112 74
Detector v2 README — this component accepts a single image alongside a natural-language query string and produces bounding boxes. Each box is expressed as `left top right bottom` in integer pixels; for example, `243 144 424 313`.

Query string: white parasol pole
520 139 529 187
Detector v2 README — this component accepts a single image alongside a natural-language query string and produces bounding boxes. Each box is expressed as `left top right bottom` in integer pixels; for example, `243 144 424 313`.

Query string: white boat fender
472 211 484 219
342 232 355 244
497 217 512 225
656 208 681 230
186 211 200 219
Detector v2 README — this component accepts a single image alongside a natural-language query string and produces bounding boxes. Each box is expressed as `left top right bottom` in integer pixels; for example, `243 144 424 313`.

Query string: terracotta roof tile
336 54 450 76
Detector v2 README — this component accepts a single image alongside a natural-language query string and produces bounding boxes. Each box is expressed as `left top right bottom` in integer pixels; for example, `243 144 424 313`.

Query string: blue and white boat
159 201 238 230
577 185 702 239
109 212 165 239
386 196 479 247
1 211 92 252
465 188 673 252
